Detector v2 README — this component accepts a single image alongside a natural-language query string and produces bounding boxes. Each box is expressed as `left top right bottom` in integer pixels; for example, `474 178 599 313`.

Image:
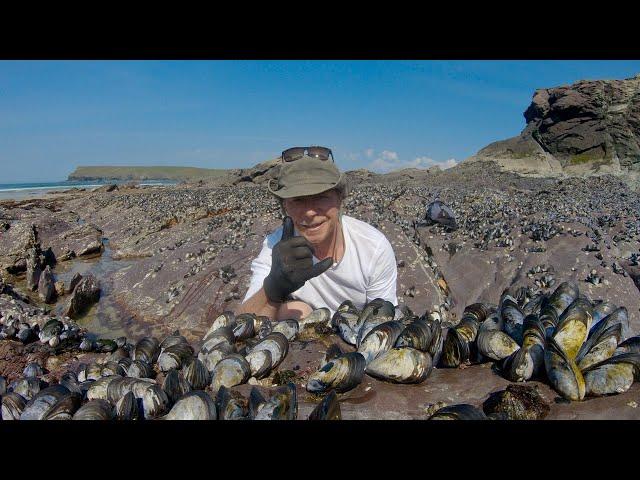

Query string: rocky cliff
468 74 640 179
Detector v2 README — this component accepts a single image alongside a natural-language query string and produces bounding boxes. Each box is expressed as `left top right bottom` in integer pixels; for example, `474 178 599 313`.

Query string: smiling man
237 146 398 320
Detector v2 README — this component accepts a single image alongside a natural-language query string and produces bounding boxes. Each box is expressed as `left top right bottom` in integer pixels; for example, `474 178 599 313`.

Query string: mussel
308 390 341 420
357 321 404 364
20 385 82 420
164 391 217 420
182 358 211 390
198 342 234 373
210 354 251 392
127 360 155 379
162 369 192 404
73 399 114 420
253 383 297 420
576 322 622 371
365 347 432 384
249 332 289 369
306 352 366 394
1 392 27 420
395 320 433 352
233 313 256 341
114 391 142 420
271 319 299 342
582 353 640 397
133 337 160 364
141 384 170 419
245 349 273 380
429 404 488 420
216 385 248 420
157 342 195 372
544 338 585 401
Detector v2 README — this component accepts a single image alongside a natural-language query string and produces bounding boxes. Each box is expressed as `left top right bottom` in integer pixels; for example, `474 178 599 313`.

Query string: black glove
263 216 334 303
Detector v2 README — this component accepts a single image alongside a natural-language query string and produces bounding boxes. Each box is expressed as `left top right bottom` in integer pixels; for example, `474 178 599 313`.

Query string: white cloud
367 151 458 173
365 148 375 158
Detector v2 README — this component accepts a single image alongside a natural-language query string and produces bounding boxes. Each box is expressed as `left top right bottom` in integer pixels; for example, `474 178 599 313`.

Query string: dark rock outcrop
38 265 56 304
65 274 100 318
469 74 640 179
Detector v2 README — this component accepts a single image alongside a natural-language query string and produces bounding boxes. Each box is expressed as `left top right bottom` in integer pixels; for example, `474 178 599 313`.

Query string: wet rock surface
1 167 640 418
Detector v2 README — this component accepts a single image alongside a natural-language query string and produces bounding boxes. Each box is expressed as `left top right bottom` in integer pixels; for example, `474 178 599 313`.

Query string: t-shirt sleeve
366 238 398 306
242 235 274 303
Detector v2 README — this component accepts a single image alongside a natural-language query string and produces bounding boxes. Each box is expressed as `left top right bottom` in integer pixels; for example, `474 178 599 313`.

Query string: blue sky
2 60 640 183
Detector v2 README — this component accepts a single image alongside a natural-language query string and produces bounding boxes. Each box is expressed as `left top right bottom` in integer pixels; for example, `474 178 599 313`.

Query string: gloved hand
263 216 334 303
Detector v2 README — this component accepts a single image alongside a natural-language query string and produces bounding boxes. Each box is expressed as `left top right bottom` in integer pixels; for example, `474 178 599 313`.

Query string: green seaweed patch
272 369 297 386
568 152 602 165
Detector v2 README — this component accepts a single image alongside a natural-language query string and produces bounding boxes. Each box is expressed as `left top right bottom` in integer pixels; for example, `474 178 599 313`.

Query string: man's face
283 190 341 246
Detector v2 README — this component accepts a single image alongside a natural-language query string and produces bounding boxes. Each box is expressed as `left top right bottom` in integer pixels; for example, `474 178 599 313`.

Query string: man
237 146 398 320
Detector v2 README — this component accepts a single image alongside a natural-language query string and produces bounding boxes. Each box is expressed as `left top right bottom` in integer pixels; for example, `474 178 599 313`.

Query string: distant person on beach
237 146 398 321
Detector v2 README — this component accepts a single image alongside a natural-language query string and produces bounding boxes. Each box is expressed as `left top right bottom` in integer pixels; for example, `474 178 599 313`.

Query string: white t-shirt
243 215 398 315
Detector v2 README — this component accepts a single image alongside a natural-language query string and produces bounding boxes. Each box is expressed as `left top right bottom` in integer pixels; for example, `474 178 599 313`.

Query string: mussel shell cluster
453 281 638 401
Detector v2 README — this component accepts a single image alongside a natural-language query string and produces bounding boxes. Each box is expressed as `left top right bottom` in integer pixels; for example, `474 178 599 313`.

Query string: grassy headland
68 166 228 182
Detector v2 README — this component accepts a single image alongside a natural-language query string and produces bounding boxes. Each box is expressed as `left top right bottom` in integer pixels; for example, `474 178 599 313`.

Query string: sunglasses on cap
281 146 334 163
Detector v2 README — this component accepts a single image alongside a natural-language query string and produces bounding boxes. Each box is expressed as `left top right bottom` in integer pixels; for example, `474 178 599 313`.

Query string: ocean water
0 180 178 201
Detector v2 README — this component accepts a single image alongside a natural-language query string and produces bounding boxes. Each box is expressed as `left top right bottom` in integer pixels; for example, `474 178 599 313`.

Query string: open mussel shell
500 344 544 382
308 390 341 420
250 332 289 369
163 391 217 420
576 323 622 371
429 404 488 420
73 399 115 420
157 342 195 372
127 360 155 379
553 303 591 360
1 392 27 420
182 358 211 390
245 349 273 380
395 321 433 352
544 338 585 401
141 385 170 419
198 342 234 373
233 313 256 341
162 369 192 404
20 385 82 420
201 326 235 353
441 328 471 368
9 376 43 401
159 330 189 351
365 347 433 384
548 281 580 317
114 391 142 420
357 321 404 364
133 337 160 364
254 383 298 420
271 319 299 342
216 385 248 420
207 311 236 334
210 354 251 392
307 352 366 394
582 353 640 397
23 362 44 378
616 336 640 355
106 376 156 404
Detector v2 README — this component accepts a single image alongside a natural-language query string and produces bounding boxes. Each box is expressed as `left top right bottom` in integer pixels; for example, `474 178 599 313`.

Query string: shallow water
52 238 140 340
